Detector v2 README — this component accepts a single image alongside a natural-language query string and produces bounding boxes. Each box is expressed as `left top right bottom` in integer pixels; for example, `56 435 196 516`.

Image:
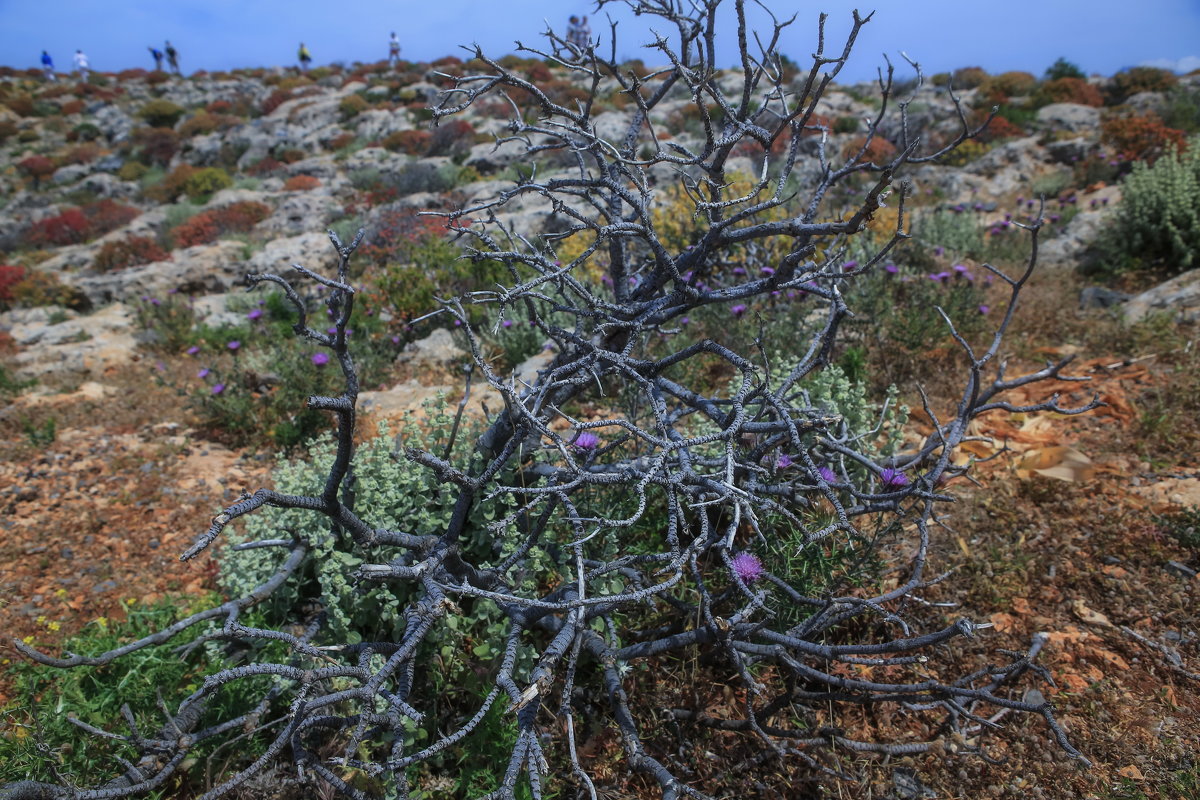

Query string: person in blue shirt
149 46 164 72
41 50 55 82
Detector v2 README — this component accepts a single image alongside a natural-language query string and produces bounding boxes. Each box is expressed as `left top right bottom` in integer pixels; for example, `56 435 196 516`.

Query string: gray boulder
1036 103 1100 134
1124 269 1200 324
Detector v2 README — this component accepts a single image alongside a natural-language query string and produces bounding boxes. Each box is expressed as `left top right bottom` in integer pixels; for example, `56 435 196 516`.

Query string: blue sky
2 0 1198 84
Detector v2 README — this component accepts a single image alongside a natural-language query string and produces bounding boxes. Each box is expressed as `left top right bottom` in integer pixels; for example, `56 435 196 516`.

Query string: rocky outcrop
1124 269 1200 324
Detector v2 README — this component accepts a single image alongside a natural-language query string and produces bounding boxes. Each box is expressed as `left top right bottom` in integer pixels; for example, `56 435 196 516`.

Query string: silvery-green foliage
221 406 471 644
1107 134 1200 273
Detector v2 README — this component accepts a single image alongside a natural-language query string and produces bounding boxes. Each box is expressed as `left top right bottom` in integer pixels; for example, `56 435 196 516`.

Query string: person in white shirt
73 50 89 83
388 32 401 67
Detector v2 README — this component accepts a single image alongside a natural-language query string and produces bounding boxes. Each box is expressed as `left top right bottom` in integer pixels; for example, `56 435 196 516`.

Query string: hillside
1 54 1199 799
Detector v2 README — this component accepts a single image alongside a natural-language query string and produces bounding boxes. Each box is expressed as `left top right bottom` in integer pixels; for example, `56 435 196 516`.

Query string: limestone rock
396 328 466 369
1124 269 1200 324
1036 103 1100 133
8 303 139 379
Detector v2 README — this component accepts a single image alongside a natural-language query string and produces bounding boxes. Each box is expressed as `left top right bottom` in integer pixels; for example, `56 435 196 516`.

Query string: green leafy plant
137 98 185 128
1093 134 1200 275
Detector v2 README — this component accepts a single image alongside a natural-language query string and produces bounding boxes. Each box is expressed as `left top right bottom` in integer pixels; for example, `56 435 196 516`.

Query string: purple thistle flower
732 267 746 276
247 308 263 321
730 304 747 317
842 260 858 272
885 263 899 275
227 340 240 351
502 319 513 328
186 345 200 355
312 352 329 366
574 431 600 450
979 304 990 315
680 317 690 325
879 467 908 487
390 335 401 344
761 266 775 276
818 466 837 483
775 453 794 469
731 552 764 584
197 368 210 379
933 246 945 257
952 264 969 274
211 383 225 395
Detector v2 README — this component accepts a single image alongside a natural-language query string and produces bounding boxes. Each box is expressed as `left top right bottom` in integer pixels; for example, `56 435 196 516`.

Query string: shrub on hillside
1101 113 1187 164
841 134 898 163
26 200 140 247
1033 77 1103 108
338 94 369 120
181 166 234 199
169 201 270 248
137 98 185 128
381 129 431 155
282 174 321 191
1095 134 1200 275
91 236 171 271
130 126 181 167
1044 57 1085 81
10 269 89 310
951 65 988 89
179 111 239 137
16 156 57 189
426 118 475 159
1107 66 1178 104
0 265 27 308
978 70 1037 101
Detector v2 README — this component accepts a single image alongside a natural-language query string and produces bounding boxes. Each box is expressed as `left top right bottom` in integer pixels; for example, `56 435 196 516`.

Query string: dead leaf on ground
1017 446 1095 483
1071 599 1113 628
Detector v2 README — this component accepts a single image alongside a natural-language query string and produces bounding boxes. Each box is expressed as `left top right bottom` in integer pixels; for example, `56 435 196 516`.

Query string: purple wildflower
186 345 200 355
227 340 240 351
818 466 837 483
933 246 945 257
761 266 775 276
730 304 747 317
312 352 329 366
680 317 690 325
732 267 746 276
775 453 794 469
879 467 908 488
197 368 210 379
574 431 600 450
979 304 990 315
211 383 225 395
885 263 899 275
247 308 263 321
502 319 513 328
731 552 764 584
842 260 858 272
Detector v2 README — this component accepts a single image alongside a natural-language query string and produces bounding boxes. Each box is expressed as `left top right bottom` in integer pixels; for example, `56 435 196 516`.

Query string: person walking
73 49 90 83
576 15 592 48
298 42 312 72
149 45 164 72
565 16 580 49
388 32 401 67
165 41 180 75
40 50 56 81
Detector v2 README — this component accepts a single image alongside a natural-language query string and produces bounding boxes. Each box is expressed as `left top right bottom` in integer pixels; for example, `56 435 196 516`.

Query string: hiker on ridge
388 32 401 66
73 49 90 83
149 46 164 72
298 42 312 72
576 15 592 48
165 41 180 75
41 50 56 81
566 16 580 48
